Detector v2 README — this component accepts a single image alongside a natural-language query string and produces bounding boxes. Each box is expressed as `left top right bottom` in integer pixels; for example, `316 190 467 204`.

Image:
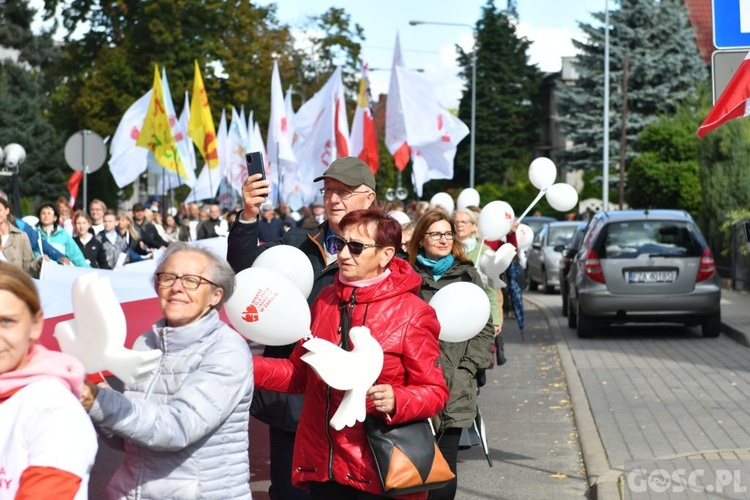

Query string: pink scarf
0 344 85 398
338 268 391 287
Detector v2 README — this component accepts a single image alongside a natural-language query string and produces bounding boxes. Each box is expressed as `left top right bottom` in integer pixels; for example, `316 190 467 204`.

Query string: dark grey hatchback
567 210 721 338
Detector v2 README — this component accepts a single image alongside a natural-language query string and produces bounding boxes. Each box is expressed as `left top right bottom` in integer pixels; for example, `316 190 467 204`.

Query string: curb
525 296 621 500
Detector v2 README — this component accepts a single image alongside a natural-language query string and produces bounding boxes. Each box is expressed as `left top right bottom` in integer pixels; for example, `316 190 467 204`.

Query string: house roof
684 0 714 63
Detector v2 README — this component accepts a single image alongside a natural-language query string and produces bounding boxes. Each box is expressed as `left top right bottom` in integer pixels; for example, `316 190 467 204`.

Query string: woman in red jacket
254 209 449 499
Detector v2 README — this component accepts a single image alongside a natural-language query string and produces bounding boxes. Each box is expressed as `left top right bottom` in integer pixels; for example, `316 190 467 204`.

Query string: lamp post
0 143 27 218
602 0 610 210
409 20 477 188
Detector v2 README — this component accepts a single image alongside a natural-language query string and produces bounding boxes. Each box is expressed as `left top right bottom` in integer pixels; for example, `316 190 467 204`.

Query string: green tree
454 0 542 187
291 7 364 104
556 0 706 174
627 105 702 213
0 0 66 205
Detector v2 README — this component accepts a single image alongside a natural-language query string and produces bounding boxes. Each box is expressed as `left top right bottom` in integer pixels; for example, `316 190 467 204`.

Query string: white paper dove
301 326 384 431
478 243 517 290
54 273 162 385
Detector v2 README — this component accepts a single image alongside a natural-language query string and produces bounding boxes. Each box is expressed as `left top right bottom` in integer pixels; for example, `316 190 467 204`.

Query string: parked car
521 216 557 236
567 209 721 338
527 221 581 293
559 223 589 316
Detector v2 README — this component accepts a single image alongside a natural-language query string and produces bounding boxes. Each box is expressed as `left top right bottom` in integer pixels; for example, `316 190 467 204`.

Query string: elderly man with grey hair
80 242 253 499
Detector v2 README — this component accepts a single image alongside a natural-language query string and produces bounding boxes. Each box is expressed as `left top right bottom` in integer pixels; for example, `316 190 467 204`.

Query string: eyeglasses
425 231 455 241
332 236 381 255
319 188 371 201
156 273 217 291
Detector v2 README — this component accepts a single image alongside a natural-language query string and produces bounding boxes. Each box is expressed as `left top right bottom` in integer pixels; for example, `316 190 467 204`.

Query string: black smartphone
245 151 266 181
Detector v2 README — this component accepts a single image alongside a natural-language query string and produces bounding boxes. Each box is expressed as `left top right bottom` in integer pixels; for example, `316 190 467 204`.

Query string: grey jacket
89 310 254 500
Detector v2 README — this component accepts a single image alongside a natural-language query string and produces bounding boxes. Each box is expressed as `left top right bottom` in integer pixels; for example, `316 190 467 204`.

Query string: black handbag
365 416 455 497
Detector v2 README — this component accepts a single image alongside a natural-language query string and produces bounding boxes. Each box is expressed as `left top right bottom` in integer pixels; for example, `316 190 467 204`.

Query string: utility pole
618 53 629 210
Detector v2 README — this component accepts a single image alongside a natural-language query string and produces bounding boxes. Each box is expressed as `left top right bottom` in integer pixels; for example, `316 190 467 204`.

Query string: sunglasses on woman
332 236 381 255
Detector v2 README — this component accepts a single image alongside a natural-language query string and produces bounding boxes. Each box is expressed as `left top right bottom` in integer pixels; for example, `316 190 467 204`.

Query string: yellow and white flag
188 60 219 169
136 65 188 180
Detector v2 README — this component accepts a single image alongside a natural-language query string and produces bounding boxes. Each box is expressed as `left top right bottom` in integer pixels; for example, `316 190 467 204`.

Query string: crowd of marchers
1 157 527 500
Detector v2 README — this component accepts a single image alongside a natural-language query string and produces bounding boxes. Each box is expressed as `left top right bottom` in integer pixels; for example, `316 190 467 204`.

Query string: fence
730 220 750 291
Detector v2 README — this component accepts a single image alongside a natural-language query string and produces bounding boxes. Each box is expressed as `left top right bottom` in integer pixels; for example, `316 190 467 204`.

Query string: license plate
627 271 676 283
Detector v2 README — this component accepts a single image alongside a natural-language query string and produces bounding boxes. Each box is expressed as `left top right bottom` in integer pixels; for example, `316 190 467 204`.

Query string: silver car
567 210 721 338
527 221 582 293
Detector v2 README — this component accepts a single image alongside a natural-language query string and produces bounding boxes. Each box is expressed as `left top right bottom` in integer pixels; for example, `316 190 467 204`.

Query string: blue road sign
714 0 750 49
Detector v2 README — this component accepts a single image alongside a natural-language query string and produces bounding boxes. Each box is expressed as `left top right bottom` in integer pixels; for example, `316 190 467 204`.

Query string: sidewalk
716 288 750 347
527 287 750 500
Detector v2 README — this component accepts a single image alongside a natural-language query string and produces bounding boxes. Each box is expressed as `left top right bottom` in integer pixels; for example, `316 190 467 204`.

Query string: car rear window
548 226 578 247
597 220 704 259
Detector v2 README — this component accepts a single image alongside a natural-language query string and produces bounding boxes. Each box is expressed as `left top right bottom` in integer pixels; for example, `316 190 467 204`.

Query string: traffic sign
711 49 747 103
64 130 106 173
713 0 750 49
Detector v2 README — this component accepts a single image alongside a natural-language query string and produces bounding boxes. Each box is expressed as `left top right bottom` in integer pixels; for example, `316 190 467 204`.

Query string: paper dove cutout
54 273 162 385
301 326 384 431
478 243 517 290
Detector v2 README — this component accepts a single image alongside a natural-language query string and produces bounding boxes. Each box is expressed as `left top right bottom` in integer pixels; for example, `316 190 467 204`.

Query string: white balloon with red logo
477 201 515 241
253 245 314 299
429 282 491 343
225 267 311 346
515 224 535 251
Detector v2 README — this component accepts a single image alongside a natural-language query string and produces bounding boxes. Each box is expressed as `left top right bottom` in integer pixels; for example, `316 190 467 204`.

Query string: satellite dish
65 130 107 173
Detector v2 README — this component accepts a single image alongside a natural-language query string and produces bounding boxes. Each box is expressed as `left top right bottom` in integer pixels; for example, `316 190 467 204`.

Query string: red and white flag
698 50 750 138
350 65 379 174
394 67 469 197
108 91 151 188
385 33 410 171
67 171 83 208
291 67 350 204
267 60 297 202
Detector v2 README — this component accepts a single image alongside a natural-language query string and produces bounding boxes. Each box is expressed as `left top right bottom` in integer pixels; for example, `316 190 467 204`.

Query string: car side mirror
553 244 566 252
561 247 574 258
532 242 542 250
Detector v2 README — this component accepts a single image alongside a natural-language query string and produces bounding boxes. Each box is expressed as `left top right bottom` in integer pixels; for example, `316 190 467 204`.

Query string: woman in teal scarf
407 210 494 500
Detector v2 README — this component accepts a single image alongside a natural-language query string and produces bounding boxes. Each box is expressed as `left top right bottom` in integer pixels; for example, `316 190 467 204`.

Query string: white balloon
477 201 515 240
546 183 579 212
528 157 557 190
253 245 314 299
429 282 491 343
429 192 455 215
515 224 535 251
225 267 311 346
456 188 480 210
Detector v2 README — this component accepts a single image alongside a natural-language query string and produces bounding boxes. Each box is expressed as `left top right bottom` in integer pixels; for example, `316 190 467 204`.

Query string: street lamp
410 20 477 188
0 143 27 218
602 0 610 210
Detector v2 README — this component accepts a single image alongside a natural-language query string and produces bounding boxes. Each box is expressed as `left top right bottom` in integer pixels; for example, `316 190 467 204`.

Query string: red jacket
254 257 449 497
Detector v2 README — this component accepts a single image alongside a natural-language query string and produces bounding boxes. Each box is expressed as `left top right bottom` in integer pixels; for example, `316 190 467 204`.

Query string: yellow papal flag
188 60 219 169
136 65 189 179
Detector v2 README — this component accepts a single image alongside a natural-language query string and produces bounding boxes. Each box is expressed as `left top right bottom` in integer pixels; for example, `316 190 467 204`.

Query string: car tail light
584 250 606 283
696 248 716 282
